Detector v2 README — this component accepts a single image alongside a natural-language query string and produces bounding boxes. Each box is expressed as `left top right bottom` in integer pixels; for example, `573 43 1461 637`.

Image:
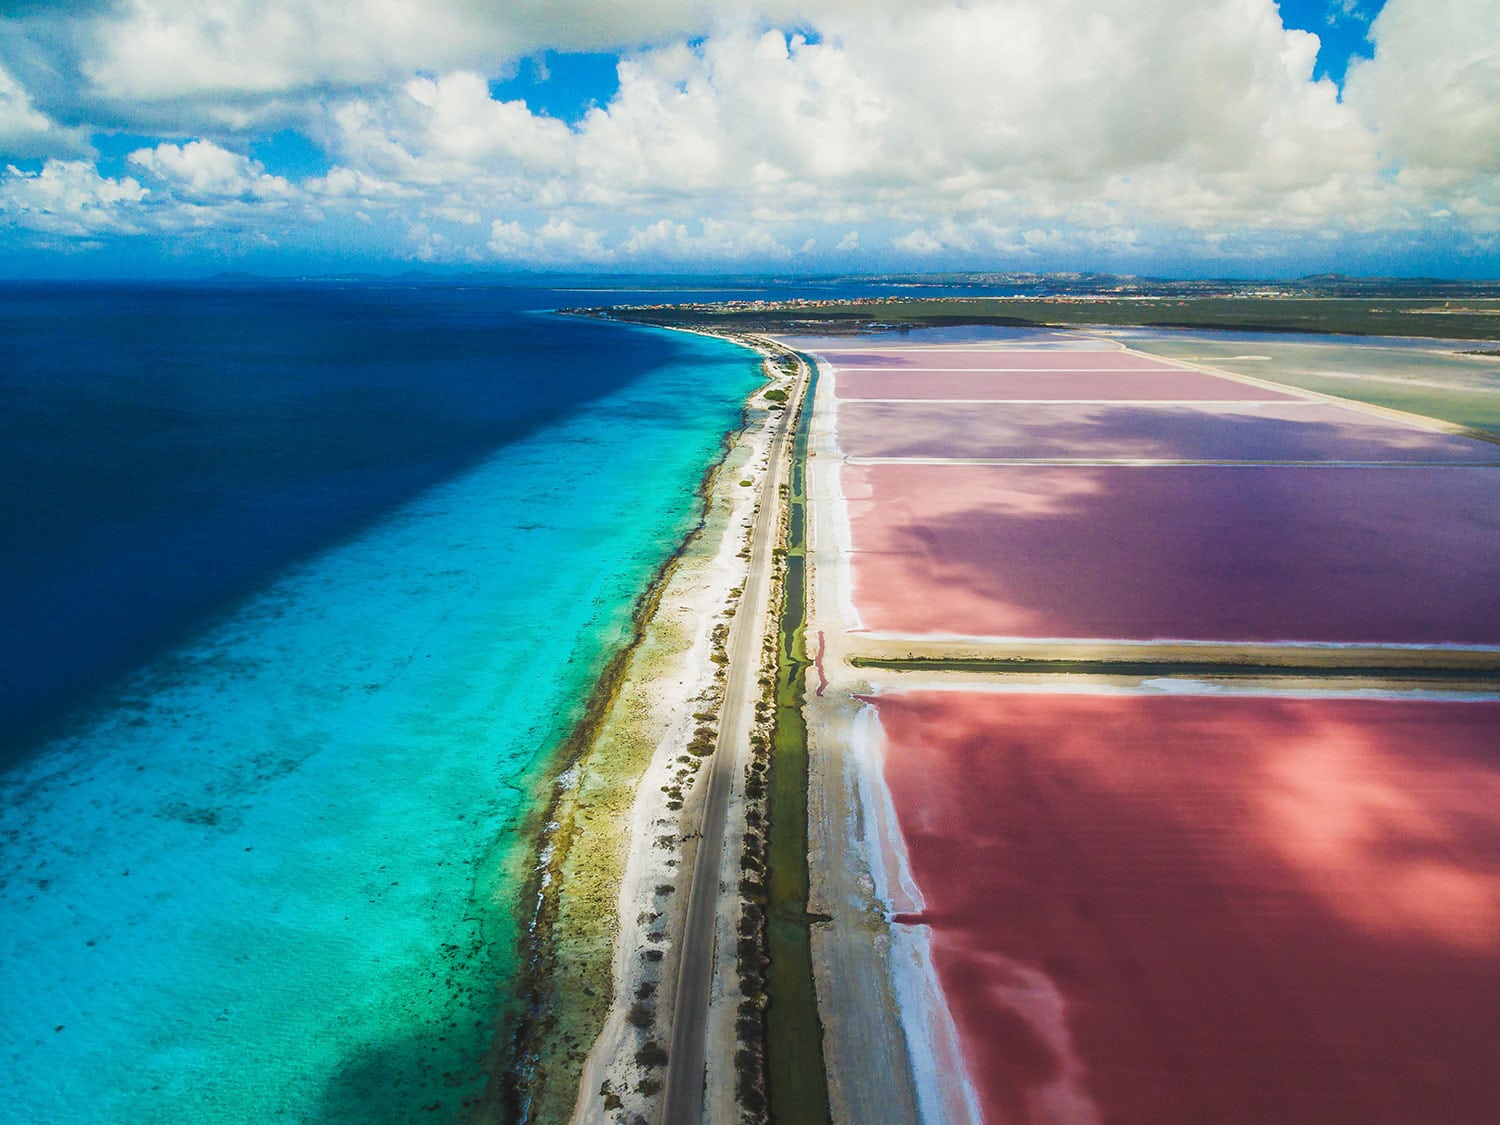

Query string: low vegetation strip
764 358 832 1125
581 294 1500 342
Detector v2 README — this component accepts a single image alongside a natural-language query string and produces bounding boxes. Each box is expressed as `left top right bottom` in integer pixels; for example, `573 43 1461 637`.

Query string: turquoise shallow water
0 324 760 1120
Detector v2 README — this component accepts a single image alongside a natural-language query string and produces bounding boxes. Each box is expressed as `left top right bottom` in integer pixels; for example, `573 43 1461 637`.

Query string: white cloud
2 0 1498 267
480 214 792 265
128 140 295 200
323 72 573 187
1340 0 1500 236
79 0 495 103
893 229 944 255
71 0 954 107
304 165 416 200
618 217 791 260
0 67 54 149
1 159 147 236
0 66 91 159
487 216 614 263
1 144 321 250
1345 0 1500 175
302 4 1380 231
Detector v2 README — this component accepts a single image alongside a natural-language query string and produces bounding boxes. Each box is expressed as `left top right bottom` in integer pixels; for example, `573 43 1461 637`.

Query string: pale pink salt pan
835 400 1495 462
819 350 1180 370
831 368 1295 402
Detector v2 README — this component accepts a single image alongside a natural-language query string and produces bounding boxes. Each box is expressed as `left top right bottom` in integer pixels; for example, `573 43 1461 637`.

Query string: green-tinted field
1115 332 1500 437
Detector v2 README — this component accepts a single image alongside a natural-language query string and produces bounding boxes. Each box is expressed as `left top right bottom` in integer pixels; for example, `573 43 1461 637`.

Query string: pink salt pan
831 367 1296 402
872 690 1500 1125
835 400 1496 463
818 350 1180 370
843 463 1500 644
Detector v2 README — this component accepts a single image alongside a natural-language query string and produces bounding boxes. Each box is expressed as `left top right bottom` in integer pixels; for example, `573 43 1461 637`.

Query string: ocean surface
0 281 764 1120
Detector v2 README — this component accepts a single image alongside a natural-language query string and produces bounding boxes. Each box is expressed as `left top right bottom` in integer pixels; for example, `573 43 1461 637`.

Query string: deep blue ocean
0 280 776 1120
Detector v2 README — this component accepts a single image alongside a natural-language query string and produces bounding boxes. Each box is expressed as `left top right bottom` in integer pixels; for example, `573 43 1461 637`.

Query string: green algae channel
765 360 832 1124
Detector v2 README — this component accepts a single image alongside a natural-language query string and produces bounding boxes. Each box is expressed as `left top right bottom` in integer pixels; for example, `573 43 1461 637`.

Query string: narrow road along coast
660 345 812 1124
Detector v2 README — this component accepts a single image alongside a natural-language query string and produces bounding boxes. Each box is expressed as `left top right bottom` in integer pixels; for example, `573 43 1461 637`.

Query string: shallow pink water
875 690 1500 1125
819 350 1178 370
835 401 1497 462
844 463 1500 643
831 367 1295 402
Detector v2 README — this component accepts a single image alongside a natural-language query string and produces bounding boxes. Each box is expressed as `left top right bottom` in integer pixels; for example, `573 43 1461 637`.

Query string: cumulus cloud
0 66 91 159
299 4 1384 257
1341 0 1500 235
324 72 573 186
78 0 494 103
481 214 791 265
304 164 416 200
1 0 1497 267
72 0 952 107
1 159 147 236
1 142 319 251
1345 0 1500 174
128 140 296 200
488 216 614 263
619 217 791 260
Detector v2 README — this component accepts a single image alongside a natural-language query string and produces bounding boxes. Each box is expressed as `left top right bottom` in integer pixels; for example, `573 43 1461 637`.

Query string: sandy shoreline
849 704 982 1125
502 330 797 1123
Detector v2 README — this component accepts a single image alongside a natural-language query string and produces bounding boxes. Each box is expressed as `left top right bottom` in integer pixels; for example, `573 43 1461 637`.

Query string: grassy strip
851 656 1500 683
589 296 1500 342
764 360 832 1124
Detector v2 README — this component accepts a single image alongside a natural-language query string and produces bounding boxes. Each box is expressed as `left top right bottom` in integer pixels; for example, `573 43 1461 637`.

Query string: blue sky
1278 0 1381 84
1 0 1496 278
488 53 625 128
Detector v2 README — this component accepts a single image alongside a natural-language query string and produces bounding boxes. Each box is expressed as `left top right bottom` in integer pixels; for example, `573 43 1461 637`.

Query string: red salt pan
872 690 1500 1125
843 463 1500 644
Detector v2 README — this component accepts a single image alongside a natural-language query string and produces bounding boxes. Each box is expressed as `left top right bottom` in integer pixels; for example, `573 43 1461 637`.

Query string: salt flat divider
851 656 1500 683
